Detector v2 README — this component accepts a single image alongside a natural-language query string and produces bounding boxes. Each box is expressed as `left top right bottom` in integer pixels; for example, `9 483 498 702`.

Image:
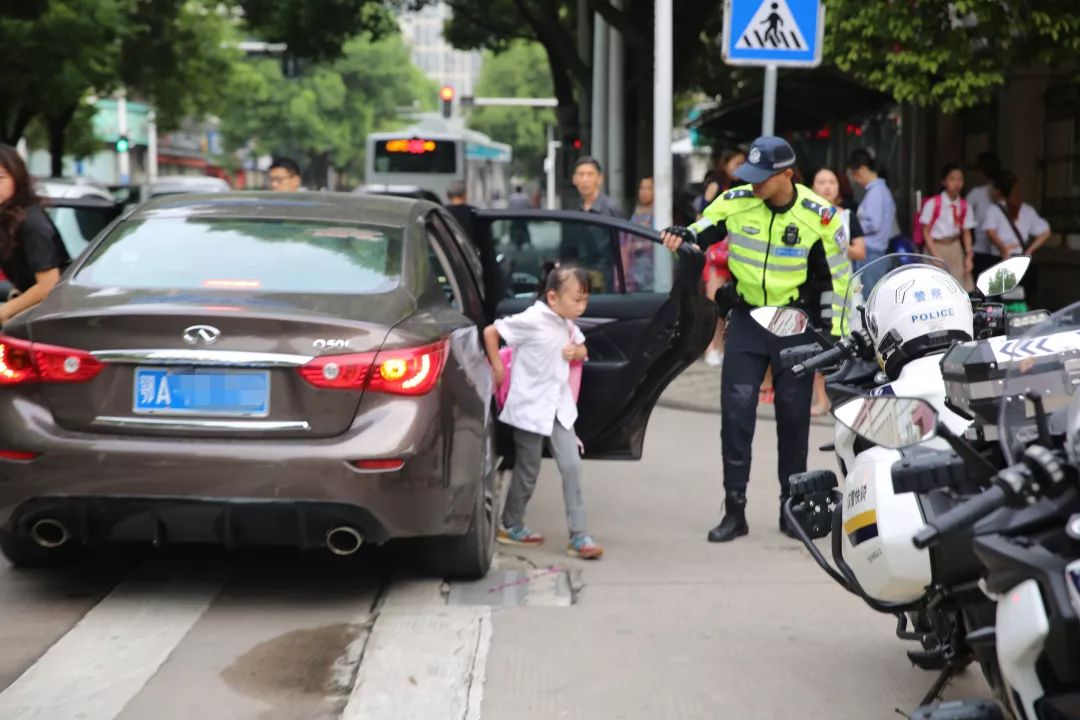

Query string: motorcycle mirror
749 306 810 338
976 256 1031 297
831 395 939 450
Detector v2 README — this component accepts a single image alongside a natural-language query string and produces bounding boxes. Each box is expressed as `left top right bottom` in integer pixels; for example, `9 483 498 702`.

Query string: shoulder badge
801 197 836 225
722 188 754 201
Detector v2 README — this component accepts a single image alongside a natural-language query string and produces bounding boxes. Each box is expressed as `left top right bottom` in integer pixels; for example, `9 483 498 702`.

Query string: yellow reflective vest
690 183 851 335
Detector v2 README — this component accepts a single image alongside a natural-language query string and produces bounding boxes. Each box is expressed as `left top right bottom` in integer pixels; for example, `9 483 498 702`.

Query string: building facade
399 3 482 98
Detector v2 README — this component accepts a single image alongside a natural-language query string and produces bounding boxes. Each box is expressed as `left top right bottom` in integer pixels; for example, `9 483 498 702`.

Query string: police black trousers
720 307 814 498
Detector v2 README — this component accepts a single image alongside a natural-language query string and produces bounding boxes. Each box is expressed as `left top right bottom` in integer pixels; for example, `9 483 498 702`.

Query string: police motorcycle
853 302 1080 720
752 254 1042 709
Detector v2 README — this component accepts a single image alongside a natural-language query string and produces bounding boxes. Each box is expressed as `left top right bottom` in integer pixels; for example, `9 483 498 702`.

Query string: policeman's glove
713 282 740 317
850 329 875 359
660 225 696 251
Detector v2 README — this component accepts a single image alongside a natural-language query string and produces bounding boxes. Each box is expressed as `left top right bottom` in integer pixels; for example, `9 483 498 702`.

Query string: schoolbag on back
912 194 968 248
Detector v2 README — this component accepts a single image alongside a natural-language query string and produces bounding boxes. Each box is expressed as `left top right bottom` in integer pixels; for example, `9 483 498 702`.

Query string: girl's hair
0 144 40 260
538 260 591 298
940 162 962 181
992 169 1018 197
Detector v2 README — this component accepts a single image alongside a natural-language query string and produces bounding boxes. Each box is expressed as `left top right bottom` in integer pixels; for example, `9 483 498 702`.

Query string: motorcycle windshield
840 253 947 339
999 301 1080 465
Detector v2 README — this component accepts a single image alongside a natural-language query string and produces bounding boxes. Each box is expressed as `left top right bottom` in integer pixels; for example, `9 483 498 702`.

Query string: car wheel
0 530 86 569
425 475 496 580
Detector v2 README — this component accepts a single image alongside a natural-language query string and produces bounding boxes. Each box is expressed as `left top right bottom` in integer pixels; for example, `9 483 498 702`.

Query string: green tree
826 0 1080 112
218 33 435 187
467 42 555 179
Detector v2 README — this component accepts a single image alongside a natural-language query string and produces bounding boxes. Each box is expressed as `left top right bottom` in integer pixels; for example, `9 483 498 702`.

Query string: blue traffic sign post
721 0 825 134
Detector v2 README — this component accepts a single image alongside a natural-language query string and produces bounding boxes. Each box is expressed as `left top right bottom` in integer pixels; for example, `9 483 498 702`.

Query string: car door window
491 218 664 297
432 211 484 300
426 214 485 323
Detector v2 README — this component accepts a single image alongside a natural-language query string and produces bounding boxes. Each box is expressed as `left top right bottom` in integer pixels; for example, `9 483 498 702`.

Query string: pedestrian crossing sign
722 0 825 67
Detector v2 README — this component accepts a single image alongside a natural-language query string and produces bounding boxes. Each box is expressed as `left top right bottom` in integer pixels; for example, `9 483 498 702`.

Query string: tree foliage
826 0 1080 113
467 42 555 178
217 33 435 184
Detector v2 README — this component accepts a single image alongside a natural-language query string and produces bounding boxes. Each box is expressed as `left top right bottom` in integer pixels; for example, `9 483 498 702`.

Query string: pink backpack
494 322 583 411
913 194 967 248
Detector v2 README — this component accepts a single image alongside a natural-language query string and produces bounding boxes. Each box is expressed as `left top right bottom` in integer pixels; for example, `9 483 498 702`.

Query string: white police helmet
864 264 974 378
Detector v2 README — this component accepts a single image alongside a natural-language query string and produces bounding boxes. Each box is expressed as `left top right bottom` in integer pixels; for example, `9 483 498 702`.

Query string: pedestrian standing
966 152 1003 277
621 177 656 292
570 157 621 292
808 167 867 416
661 137 852 543
847 149 896 291
268 157 302 192
0 145 70 325
483 263 603 560
920 163 975 291
982 171 1051 259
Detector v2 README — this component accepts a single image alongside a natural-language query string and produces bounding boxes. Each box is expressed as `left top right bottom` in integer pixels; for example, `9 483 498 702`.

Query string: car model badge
183 325 222 346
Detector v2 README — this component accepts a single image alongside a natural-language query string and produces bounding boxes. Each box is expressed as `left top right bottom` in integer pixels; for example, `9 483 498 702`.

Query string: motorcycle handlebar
792 342 849 378
911 484 1008 550
778 342 826 371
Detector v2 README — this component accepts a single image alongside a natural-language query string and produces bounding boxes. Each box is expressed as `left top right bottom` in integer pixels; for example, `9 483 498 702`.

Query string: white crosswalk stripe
0 576 222 720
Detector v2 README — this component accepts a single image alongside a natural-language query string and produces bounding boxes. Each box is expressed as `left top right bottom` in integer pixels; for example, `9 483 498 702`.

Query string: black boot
708 491 749 542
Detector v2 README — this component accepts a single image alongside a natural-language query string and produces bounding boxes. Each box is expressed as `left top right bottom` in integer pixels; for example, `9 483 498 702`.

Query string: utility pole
653 0 674 292
590 13 609 173
607 0 625 210
117 89 130 185
147 110 158 185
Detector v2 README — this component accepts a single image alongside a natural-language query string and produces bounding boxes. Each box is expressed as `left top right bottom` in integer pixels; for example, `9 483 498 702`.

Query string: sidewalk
658 359 833 425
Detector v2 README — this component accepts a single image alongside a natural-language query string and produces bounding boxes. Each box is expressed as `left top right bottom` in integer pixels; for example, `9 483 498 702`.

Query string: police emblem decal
748 147 761 164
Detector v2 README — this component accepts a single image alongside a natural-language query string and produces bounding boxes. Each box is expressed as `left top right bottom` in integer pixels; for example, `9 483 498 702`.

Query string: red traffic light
439 86 455 102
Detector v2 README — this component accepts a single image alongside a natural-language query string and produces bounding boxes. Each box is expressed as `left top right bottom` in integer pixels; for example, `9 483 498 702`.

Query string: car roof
36 179 113 201
149 176 230 194
126 191 438 225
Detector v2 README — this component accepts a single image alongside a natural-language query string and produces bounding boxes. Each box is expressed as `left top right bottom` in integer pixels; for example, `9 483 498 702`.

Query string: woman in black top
0 145 70 324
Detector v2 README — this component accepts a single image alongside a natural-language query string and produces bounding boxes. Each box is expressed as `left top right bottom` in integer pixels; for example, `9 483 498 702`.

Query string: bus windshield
373 138 457 174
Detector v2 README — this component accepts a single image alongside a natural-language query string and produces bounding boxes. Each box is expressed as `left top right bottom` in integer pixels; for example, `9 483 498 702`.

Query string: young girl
920 163 976 291
483 263 603 560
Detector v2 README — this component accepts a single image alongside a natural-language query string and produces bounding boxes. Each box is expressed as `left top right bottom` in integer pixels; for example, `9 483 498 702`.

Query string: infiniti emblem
183 325 222 346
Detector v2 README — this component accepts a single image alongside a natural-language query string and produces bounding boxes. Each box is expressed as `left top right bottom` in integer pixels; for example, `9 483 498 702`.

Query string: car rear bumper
0 393 484 545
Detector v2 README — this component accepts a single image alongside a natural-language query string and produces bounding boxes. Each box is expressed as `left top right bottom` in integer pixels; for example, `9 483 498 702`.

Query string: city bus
364 120 512 207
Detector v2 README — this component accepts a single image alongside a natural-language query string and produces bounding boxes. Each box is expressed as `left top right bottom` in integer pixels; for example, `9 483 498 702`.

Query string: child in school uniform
920 162 977 291
483 262 603 560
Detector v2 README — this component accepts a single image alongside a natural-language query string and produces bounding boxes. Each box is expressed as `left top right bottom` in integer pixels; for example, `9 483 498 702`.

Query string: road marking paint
0 577 221 720
342 606 492 720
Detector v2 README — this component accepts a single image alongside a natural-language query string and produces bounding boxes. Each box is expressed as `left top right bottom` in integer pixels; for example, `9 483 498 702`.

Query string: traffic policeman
661 136 851 542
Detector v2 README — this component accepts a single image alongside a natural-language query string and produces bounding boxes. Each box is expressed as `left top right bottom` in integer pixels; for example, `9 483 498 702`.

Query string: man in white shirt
920 162 976 291
966 152 1002 276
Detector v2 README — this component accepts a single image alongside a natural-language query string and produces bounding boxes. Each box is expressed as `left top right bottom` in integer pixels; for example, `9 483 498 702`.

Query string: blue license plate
133 368 270 417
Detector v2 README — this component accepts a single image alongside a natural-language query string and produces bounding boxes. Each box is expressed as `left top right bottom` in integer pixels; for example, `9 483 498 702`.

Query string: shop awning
689 68 894 143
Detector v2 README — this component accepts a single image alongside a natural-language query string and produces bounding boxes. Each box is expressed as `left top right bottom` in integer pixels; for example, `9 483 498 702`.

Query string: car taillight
296 341 447 396
368 341 447 396
0 335 102 385
297 353 373 390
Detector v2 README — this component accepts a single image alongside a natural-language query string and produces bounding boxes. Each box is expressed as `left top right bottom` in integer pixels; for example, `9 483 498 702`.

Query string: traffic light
439 86 454 119
114 135 130 153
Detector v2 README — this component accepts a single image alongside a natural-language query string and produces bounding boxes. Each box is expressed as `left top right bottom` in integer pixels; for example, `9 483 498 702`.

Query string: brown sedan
0 192 713 578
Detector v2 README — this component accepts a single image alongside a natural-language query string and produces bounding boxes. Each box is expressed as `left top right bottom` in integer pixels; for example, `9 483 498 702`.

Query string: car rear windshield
74 217 403 294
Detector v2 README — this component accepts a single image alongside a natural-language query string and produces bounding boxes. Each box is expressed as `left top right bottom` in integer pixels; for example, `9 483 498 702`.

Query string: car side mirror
976 257 1030 297
750 306 810 338
832 396 939 450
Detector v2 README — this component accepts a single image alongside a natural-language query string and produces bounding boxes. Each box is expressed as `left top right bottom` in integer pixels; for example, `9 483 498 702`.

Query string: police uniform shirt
0 205 71 293
689 183 852 335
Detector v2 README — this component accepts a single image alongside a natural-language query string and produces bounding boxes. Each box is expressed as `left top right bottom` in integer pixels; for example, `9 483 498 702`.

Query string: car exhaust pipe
30 518 69 549
325 526 364 556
